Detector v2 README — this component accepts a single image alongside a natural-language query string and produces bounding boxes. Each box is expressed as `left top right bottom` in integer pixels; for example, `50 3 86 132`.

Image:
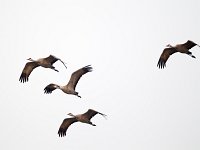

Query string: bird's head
166 44 173 48
67 113 75 117
27 58 34 61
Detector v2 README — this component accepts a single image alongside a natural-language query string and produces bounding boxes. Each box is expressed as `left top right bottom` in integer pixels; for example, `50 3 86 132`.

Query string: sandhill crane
157 40 200 69
19 55 67 83
58 109 106 137
44 65 92 98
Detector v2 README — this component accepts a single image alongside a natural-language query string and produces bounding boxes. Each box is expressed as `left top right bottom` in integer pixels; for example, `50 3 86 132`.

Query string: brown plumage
19 55 67 83
157 40 200 69
44 65 92 98
58 109 107 137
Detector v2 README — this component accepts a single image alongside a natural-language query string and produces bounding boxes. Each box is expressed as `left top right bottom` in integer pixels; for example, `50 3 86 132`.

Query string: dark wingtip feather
19 73 28 83
58 129 66 137
157 59 166 69
84 65 93 72
44 86 52 94
44 84 59 94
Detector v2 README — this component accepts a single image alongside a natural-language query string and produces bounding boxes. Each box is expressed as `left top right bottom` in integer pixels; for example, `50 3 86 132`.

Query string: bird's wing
66 65 92 90
82 109 107 120
44 83 60 94
45 55 67 69
58 118 77 137
44 55 59 64
181 40 198 49
157 48 177 69
19 62 39 83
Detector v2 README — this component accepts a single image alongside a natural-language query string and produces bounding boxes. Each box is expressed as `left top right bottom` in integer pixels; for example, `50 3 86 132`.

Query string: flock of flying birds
19 55 106 137
19 40 199 138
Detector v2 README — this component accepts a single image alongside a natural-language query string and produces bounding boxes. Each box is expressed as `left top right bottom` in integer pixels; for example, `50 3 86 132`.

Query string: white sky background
1 0 200 149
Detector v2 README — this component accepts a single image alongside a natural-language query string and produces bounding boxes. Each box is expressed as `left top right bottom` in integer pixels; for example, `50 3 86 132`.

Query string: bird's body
19 55 67 83
58 109 106 137
157 40 200 69
174 44 188 53
59 85 76 95
33 58 54 68
44 65 92 98
72 114 92 124
46 84 78 96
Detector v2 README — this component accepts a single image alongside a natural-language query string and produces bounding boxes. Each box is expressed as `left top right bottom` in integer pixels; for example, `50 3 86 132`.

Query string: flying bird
19 55 67 83
58 109 107 137
44 65 92 98
157 40 200 69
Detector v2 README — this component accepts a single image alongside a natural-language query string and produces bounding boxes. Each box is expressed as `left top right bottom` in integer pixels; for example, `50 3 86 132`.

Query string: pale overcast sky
1 0 200 150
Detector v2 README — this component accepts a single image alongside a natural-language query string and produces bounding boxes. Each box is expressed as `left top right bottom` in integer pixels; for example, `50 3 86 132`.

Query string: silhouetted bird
19 55 67 82
157 40 200 69
58 109 106 137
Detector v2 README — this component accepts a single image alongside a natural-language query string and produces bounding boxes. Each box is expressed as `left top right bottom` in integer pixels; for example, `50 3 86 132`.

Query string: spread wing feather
19 62 39 83
157 48 177 69
44 55 67 69
82 109 107 120
44 55 59 65
58 118 77 137
67 65 92 90
181 40 198 50
44 84 60 94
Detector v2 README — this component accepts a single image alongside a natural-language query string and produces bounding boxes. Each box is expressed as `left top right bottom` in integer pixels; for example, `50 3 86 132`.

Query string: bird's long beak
67 113 73 117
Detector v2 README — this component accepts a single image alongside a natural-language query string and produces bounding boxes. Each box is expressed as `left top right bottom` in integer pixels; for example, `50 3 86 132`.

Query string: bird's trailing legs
52 68 59 72
77 95 81 98
75 92 81 98
89 122 96 126
50 66 59 72
187 51 196 58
